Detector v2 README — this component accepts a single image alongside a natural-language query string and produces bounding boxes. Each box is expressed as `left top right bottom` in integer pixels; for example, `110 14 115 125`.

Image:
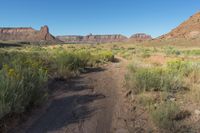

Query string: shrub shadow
25 72 105 133
27 94 105 133
0 43 22 48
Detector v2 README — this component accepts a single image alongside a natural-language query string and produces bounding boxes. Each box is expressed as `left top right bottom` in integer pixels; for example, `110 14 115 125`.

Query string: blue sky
0 0 199 37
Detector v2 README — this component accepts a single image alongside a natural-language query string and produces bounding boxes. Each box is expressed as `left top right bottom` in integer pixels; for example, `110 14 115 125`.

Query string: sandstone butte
129 33 152 42
0 25 59 43
160 12 200 39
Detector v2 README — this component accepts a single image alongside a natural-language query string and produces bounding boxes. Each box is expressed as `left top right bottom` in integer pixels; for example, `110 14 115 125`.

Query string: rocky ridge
160 12 200 39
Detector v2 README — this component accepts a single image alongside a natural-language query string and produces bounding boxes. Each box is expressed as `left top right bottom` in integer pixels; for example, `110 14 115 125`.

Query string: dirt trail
11 58 131 133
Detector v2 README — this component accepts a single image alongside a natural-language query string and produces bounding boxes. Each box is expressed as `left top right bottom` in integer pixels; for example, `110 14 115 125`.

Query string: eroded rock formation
160 12 200 39
56 34 128 43
129 33 152 41
0 25 58 43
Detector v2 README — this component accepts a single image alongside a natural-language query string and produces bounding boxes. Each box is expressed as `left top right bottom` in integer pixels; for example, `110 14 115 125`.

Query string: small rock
154 104 158 109
195 110 200 115
169 97 176 101
166 94 176 102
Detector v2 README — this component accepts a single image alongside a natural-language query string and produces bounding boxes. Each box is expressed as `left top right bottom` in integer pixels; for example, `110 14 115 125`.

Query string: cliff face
129 33 152 41
56 34 128 43
160 12 200 39
0 26 58 43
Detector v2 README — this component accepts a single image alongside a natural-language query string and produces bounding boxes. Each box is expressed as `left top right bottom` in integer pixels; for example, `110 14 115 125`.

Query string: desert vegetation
122 42 200 132
0 41 200 132
0 45 114 123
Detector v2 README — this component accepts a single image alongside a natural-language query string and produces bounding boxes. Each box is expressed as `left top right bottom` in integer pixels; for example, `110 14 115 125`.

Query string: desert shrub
0 56 48 119
167 60 200 84
139 48 151 58
150 102 180 131
52 49 114 78
53 51 90 78
0 47 114 120
183 49 200 56
126 64 183 93
166 59 194 76
54 52 79 78
164 46 181 56
91 50 114 65
122 52 132 59
96 51 114 62
125 60 200 94
137 93 156 107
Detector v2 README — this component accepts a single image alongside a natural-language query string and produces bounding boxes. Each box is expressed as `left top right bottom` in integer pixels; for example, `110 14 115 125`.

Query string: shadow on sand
25 70 106 133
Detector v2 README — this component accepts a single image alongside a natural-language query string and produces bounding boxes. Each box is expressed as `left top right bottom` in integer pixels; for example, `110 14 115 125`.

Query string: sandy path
11 58 129 133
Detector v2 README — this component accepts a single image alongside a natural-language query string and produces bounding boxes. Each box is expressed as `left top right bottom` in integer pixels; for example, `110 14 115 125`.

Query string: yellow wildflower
8 69 16 77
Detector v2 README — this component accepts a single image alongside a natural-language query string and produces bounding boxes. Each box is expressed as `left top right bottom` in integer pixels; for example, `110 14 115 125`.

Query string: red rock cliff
0 25 58 43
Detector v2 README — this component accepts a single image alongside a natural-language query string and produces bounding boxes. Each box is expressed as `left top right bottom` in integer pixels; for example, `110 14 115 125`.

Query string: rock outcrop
56 35 84 43
0 25 58 43
160 12 200 39
56 34 128 43
129 33 152 41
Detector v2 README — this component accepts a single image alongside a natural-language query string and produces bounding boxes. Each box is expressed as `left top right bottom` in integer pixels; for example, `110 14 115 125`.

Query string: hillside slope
160 12 200 39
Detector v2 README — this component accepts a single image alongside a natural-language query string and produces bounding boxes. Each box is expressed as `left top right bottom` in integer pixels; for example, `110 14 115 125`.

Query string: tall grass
0 54 48 119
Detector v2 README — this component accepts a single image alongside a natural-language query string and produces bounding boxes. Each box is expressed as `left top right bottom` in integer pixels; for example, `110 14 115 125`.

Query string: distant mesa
129 33 152 42
0 25 154 44
56 33 153 44
56 34 128 44
160 12 200 39
0 25 59 43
